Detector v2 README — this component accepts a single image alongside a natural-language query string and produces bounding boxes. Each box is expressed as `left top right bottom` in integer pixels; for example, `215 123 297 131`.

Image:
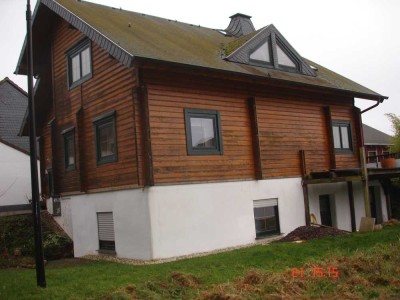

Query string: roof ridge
0 77 28 97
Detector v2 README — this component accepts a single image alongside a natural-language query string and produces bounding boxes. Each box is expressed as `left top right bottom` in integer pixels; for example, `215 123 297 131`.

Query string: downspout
361 99 384 114
359 97 385 219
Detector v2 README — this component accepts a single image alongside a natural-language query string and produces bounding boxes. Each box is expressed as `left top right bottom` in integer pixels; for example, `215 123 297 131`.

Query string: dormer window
276 44 296 68
250 40 272 63
225 24 317 77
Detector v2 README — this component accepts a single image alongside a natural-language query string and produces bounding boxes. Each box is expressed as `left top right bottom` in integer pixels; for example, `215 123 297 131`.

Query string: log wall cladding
46 19 139 194
40 19 361 194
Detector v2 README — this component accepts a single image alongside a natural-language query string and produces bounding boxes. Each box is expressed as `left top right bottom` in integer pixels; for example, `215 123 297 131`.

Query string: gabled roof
16 0 388 101
0 78 30 154
363 124 393 146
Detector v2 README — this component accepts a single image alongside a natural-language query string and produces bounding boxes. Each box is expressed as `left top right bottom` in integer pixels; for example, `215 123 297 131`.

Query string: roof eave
134 57 387 101
15 0 135 76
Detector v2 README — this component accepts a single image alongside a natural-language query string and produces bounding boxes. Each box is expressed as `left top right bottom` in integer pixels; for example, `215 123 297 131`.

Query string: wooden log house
16 0 389 260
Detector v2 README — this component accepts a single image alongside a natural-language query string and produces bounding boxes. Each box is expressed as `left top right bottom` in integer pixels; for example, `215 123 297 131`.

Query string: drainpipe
361 99 383 114
359 97 384 219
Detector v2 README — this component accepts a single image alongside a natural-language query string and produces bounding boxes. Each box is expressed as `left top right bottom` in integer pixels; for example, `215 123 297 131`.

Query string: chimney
225 13 255 37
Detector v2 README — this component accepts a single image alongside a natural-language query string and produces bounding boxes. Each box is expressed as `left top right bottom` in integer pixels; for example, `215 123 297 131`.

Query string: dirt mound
277 225 349 243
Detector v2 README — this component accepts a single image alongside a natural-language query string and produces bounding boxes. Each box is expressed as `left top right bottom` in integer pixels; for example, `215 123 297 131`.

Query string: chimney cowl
225 13 255 37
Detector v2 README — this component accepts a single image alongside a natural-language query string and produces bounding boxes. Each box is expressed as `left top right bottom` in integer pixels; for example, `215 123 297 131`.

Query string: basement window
253 199 280 238
67 39 92 88
93 112 117 164
333 121 353 153
184 108 223 155
97 212 116 252
62 128 75 171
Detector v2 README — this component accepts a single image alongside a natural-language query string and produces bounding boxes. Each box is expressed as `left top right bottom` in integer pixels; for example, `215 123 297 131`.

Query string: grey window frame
332 121 353 153
93 111 117 165
275 40 299 72
67 39 92 89
62 127 75 171
184 108 223 156
249 37 274 68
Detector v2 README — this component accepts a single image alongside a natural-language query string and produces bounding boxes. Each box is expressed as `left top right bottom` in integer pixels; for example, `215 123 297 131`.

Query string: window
332 121 353 152
62 128 75 171
276 44 296 68
250 40 272 63
67 39 92 88
94 112 117 164
184 109 223 155
368 151 377 163
253 199 280 238
97 212 115 252
248 36 299 72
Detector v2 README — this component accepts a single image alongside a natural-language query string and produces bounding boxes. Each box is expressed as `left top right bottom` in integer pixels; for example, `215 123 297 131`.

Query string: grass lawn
1 224 400 299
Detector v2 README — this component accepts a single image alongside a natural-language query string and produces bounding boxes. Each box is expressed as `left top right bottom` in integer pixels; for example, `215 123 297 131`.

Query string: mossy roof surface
53 0 386 99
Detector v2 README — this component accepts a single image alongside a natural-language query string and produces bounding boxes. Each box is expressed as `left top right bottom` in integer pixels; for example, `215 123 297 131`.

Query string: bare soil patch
277 225 349 243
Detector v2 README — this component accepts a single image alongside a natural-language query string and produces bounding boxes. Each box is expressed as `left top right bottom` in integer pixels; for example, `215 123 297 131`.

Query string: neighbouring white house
0 77 39 214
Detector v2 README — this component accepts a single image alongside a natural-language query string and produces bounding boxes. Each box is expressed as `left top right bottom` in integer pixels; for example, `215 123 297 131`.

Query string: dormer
224 24 316 76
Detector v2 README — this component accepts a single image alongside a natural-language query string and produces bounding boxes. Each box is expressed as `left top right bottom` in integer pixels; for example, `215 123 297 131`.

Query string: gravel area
83 234 283 265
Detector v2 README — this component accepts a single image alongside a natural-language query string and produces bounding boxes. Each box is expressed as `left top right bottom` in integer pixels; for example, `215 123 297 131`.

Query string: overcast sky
1 0 399 134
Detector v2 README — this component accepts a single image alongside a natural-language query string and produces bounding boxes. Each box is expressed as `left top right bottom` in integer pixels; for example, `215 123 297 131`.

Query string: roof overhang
15 0 134 76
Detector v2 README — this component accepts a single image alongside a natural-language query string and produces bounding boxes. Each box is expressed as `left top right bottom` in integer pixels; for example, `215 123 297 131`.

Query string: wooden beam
347 181 357 232
300 150 311 226
360 146 371 217
248 97 263 179
300 149 307 177
302 183 311 226
324 106 336 169
304 176 362 185
49 119 58 196
76 108 87 192
131 87 141 186
139 85 154 186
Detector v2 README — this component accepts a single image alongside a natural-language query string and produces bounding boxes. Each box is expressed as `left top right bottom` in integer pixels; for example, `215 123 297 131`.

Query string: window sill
255 232 281 240
97 249 116 256
68 74 92 90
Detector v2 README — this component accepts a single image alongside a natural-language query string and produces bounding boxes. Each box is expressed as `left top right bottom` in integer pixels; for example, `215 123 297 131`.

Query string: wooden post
347 181 356 232
360 146 371 217
300 150 311 226
140 85 154 186
76 108 87 192
248 97 263 180
324 106 336 170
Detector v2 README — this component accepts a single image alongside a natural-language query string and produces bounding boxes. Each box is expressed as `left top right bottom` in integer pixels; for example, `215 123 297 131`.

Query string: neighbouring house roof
16 0 387 102
363 124 393 146
0 78 30 154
